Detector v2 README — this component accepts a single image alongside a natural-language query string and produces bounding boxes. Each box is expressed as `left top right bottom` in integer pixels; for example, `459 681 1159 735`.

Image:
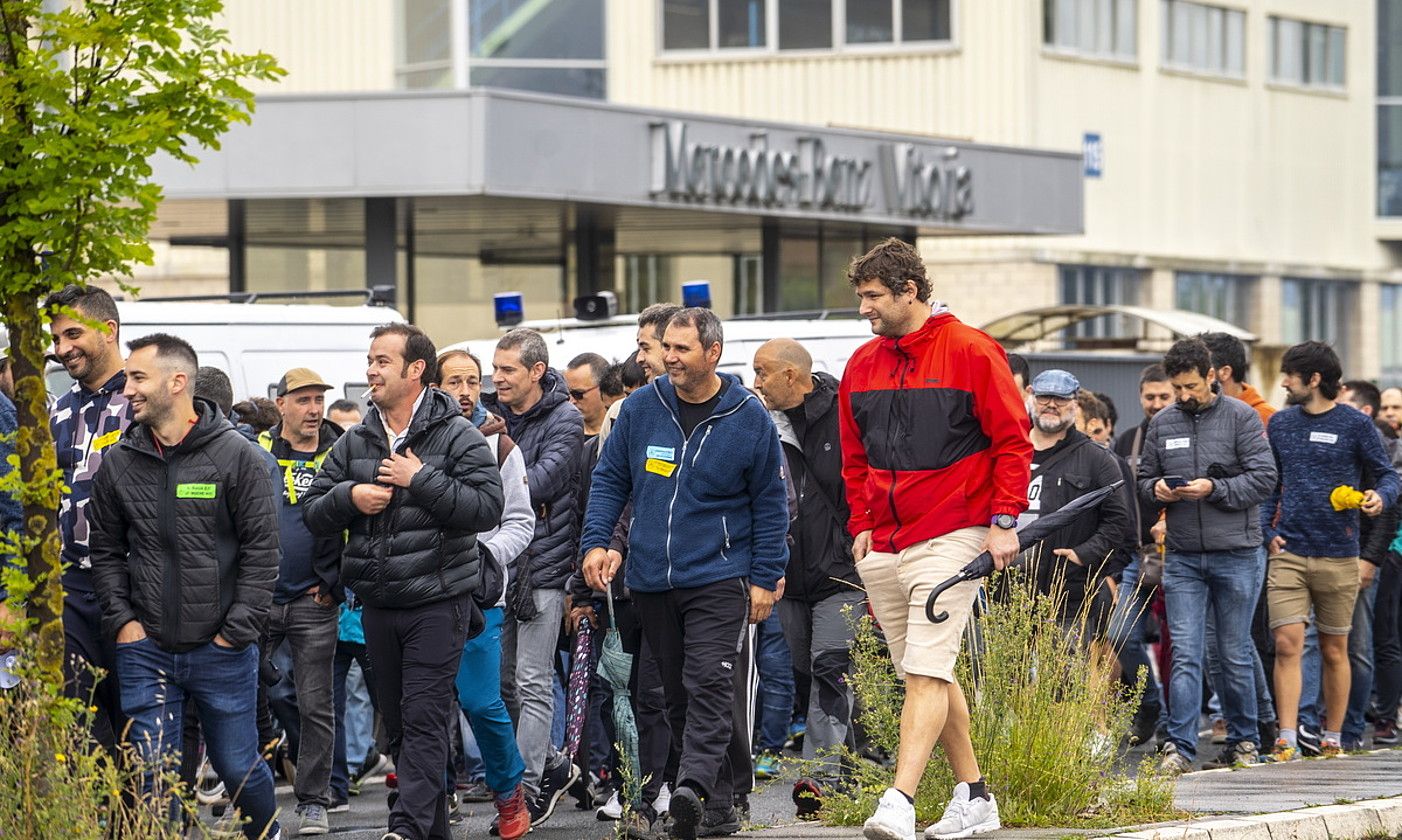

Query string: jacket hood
877 308 956 356
124 397 236 457
264 418 344 455
801 371 840 424
653 371 753 418
358 387 464 448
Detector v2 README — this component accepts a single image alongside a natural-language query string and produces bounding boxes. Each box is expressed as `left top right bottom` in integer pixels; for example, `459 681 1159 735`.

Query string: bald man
752 339 863 817
1382 388 1402 433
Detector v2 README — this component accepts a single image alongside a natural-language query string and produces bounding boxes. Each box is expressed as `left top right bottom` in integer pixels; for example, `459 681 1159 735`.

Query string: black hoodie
88 397 281 651
259 419 346 604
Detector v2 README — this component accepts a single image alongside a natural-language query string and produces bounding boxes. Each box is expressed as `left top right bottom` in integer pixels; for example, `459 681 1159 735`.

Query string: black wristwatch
990 513 1017 530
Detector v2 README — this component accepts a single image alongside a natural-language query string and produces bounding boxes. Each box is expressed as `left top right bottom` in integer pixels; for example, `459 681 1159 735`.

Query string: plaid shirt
50 371 132 573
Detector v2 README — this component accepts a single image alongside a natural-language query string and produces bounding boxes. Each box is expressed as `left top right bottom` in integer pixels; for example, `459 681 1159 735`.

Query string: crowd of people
1 236 1401 840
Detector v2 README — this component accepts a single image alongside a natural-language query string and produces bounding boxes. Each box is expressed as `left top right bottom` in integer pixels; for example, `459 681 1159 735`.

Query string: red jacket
838 312 1033 553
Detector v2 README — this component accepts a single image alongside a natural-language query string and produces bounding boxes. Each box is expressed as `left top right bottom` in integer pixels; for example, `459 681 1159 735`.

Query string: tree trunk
3 281 65 685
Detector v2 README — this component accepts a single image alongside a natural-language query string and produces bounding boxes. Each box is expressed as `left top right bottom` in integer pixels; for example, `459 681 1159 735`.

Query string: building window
396 0 607 98
1044 0 1137 61
1381 1 1402 216
1161 0 1244 78
1280 277 1356 368
1270 16 1345 89
660 0 953 53
1059 265 1145 340
1384 284 1402 381
1174 271 1253 328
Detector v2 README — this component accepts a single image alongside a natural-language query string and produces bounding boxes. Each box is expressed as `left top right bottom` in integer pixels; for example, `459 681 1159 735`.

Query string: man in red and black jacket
838 238 1032 840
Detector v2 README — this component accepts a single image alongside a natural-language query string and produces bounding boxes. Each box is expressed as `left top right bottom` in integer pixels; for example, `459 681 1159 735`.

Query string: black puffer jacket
777 372 861 603
301 388 505 609
483 370 584 590
88 398 280 652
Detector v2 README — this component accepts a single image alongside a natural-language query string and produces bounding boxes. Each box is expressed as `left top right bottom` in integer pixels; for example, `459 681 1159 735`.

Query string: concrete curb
1097 797 1402 840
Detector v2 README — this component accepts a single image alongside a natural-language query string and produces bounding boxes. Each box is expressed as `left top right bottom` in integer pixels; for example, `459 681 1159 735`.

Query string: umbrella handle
924 574 966 624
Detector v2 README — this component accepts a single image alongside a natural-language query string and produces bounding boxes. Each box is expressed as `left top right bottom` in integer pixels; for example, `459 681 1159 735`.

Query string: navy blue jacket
581 373 790 593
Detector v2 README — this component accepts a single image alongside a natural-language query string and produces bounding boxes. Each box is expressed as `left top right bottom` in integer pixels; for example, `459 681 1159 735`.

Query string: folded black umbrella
924 480 1124 623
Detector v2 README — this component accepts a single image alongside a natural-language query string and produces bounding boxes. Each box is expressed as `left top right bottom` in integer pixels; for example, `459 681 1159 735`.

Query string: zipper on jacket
721 515 731 564
885 347 913 552
691 425 716 466
158 459 182 645
1192 412 1205 554
655 385 753 589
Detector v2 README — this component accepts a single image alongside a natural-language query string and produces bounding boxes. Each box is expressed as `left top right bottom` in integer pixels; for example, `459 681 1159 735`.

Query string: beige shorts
1266 551 1360 636
855 526 987 682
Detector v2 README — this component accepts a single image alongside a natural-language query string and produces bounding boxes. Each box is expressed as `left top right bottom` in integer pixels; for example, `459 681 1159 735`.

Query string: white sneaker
653 783 671 815
596 790 623 821
863 788 917 840
925 783 1001 840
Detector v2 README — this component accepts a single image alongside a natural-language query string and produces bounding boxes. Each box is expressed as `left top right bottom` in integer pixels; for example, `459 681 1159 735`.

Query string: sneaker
1268 737 1298 762
863 787 916 840
1203 741 1258 769
785 720 807 753
1259 719 1279 749
654 783 672 815
1297 725 1322 757
793 777 824 820
597 790 623 821
529 756 581 827
924 783 1000 840
733 793 750 825
295 803 329 836
327 799 350 814
622 805 660 840
494 784 531 840
380 834 407 840
669 784 704 840
1211 719 1228 744
1320 739 1344 758
357 752 393 782
1157 741 1192 775
697 806 741 837
754 751 781 780
1376 721 1399 745
460 781 493 802
568 769 595 809
1128 707 1158 747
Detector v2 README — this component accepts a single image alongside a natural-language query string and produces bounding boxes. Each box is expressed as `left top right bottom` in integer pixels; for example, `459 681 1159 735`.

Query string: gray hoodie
1136 393 1277 553
478 432 537 608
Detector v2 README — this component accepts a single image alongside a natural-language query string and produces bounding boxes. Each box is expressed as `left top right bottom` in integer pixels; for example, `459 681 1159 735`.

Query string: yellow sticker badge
92 429 121 451
645 458 677 478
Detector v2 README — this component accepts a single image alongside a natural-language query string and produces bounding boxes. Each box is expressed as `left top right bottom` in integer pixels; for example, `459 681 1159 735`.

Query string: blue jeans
1163 548 1265 759
753 611 794 754
117 637 278 840
1109 557 1163 722
456 607 526 795
1206 608 1276 726
1300 618 1321 731
1344 581 1378 746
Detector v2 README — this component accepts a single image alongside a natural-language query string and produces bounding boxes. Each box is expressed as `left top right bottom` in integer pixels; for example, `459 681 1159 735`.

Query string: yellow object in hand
1330 485 1365 511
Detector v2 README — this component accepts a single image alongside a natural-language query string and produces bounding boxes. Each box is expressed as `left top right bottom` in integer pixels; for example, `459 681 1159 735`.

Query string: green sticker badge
176 483 217 499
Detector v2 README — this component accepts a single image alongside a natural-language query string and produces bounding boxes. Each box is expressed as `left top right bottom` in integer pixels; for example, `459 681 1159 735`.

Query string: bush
816 563 1179 829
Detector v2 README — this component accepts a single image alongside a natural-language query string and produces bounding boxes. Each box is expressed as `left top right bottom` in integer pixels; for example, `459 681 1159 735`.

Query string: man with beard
1261 341 1400 762
303 323 504 840
87 333 281 839
1022 371 1129 638
45 283 134 752
1137 338 1277 773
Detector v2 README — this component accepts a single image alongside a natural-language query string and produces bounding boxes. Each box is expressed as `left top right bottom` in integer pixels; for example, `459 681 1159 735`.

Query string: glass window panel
1225 10 1244 76
846 0 893 44
1077 0 1096 51
904 0 952 41
402 0 452 65
1052 0 1076 47
663 0 711 49
1307 23 1327 85
778 236 821 310
1094 0 1113 54
1328 26 1346 85
1274 17 1302 82
719 0 767 47
820 234 863 309
1114 0 1135 56
470 0 604 60
1382 285 1402 371
779 0 833 48
468 65 606 99
1380 105 1402 217
1171 1 1191 64
1384 0 1402 97
1189 4 1208 69
1206 7 1223 72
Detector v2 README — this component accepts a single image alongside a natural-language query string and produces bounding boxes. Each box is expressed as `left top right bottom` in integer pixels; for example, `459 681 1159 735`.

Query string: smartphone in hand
1164 475 1190 490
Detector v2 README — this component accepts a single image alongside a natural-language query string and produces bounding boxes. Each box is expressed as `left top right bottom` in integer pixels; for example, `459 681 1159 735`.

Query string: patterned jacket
50 371 132 577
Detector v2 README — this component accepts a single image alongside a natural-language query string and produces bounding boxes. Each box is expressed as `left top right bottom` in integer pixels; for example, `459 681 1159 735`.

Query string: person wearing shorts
1262 341 1399 761
837 239 1032 840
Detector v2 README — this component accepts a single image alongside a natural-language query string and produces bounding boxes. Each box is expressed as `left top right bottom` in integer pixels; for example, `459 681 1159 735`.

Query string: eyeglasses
1033 395 1073 406
568 385 599 401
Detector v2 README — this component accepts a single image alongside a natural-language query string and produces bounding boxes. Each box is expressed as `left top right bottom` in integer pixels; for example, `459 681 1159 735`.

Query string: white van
46 301 405 405
440 314 876 387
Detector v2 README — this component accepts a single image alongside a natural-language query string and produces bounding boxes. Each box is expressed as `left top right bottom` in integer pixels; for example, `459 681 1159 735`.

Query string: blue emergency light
682 281 712 309
494 292 524 327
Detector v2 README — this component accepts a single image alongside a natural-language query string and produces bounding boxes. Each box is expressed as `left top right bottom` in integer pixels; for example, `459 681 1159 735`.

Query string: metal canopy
981 304 1258 347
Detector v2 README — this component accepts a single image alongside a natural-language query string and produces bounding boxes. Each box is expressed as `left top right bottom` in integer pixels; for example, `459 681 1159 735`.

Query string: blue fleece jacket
581 372 790 593
1262 404 1402 557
